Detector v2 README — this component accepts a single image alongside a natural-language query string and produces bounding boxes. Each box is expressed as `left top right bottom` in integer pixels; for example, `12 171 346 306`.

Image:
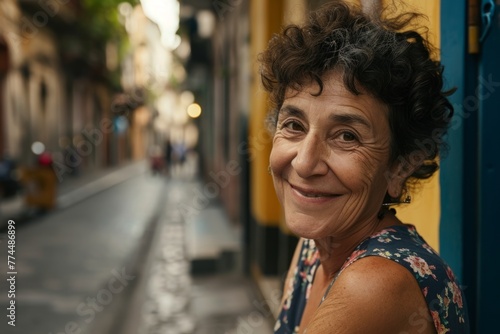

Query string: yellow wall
381 0 441 251
398 173 441 251
249 0 284 226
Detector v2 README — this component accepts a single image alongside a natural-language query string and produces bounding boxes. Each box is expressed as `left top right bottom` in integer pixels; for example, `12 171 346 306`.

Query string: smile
290 184 339 199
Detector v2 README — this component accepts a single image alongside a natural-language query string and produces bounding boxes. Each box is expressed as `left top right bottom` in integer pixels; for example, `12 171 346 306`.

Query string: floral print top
274 224 469 334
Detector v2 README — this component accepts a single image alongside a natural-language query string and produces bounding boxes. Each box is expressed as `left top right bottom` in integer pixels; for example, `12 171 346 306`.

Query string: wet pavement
0 162 275 334
0 165 165 334
120 180 275 334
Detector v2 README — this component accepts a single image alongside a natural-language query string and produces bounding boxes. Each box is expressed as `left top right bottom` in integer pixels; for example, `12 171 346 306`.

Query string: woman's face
270 71 399 240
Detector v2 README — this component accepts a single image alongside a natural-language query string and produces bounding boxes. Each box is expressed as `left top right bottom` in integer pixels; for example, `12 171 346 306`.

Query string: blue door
441 0 500 332
477 0 500 332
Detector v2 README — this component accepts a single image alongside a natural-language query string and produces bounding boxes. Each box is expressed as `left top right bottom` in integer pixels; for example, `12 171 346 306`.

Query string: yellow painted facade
249 0 284 226
381 0 442 251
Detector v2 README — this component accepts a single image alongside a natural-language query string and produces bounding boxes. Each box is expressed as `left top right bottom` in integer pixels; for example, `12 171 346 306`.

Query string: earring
268 166 272 175
381 195 411 207
382 186 411 207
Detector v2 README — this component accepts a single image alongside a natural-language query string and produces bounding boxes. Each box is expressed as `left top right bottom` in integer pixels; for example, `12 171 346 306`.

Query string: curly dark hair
259 0 454 191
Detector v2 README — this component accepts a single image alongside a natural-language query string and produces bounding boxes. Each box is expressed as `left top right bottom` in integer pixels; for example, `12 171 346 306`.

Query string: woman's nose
291 134 329 178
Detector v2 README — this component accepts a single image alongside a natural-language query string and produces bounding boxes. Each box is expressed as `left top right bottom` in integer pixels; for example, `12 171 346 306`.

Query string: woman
259 1 469 333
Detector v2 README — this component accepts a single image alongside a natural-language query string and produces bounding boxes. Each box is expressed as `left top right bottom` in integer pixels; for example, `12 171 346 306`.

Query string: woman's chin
285 220 328 240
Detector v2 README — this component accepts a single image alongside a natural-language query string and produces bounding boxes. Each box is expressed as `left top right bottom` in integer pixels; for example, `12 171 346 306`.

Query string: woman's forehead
284 70 366 98
283 75 387 114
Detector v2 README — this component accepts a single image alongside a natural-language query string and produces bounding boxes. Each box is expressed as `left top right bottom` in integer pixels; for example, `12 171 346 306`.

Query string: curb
0 161 147 228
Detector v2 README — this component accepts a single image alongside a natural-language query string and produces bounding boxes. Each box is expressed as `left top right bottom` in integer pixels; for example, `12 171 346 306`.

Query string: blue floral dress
274 224 469 334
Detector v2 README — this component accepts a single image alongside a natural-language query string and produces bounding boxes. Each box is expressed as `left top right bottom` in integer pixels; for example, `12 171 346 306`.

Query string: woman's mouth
291 184 338 199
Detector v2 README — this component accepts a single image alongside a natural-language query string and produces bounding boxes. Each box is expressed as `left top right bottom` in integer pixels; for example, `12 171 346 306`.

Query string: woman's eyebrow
329 113 372 130
278 105 304 118
279 104 372 129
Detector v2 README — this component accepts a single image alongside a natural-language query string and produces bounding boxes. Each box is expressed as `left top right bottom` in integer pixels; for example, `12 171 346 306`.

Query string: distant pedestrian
164 138 172 175
172 142 187 170
149 146 164 175
37 151 53 168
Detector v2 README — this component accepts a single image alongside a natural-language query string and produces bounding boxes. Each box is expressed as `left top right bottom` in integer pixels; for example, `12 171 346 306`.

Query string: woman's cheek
270 138 292 172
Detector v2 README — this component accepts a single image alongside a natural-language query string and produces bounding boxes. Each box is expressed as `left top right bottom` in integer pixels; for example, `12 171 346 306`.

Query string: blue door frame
441 0 500 332
477 0 500 331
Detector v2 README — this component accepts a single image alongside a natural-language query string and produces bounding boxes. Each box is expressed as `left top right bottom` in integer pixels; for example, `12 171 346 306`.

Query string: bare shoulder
305 256 436 334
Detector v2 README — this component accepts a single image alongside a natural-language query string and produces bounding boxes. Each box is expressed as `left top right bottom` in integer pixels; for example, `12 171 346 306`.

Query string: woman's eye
339 132 358 142
283 121 304 132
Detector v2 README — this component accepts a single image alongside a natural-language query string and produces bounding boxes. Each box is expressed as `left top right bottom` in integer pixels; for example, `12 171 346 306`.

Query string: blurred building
0 0 154 181
0 0 22 160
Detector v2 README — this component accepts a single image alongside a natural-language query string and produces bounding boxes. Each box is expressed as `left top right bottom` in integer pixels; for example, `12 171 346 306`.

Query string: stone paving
133 184 195 334
121 180 275 334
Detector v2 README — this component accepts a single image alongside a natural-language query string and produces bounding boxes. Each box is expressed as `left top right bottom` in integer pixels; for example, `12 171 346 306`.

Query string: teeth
301 192 327 198
293 185 334 198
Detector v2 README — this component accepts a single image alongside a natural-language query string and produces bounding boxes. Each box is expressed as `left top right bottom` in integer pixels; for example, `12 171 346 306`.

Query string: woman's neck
313 210 402 278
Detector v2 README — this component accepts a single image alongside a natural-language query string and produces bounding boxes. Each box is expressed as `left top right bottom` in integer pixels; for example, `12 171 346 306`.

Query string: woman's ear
386 158 420 199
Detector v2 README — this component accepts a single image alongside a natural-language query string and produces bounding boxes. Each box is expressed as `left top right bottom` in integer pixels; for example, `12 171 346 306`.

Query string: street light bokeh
31 141 45 155
186 103 202 119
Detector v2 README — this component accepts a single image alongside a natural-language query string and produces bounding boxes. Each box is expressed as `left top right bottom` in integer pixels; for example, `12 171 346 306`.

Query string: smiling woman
271 71 393 241
259 1 469 333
